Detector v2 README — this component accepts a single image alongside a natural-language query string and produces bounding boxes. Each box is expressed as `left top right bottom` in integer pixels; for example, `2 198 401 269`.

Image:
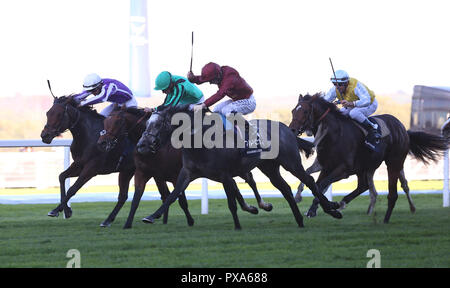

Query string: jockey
150 71 204 112
187 62 259 148
73 73 137 117
323 70 381 150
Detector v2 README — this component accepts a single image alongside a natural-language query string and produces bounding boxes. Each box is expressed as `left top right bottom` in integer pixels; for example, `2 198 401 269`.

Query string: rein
55 102 81 133
317 107 331 123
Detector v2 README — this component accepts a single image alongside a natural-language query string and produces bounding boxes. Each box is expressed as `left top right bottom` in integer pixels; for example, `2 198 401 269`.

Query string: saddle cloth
353 116 390 138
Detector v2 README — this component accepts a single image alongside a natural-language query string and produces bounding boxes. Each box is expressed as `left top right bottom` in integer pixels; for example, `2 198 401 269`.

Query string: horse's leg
48 162 82 218
339 172 370 210
295 158 322 203
51 166 97 218
258 163 304 227
101 168 134 227
366 170 378 215
155 178 171 225
123 169 152 229
142 167 193 224
305 165 348 217
232 181 259 215
221 177 243 230
384 164 400 223
399 169 416 213
241 171 272 212
172 181 195 226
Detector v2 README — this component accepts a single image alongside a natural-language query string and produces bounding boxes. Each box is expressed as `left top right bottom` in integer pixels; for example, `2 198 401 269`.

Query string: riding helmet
155 71 172 90
330 70 349 84
83 73 103 91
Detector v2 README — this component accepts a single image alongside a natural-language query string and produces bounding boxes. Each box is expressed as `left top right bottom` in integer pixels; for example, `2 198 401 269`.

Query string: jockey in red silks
187 62 260 148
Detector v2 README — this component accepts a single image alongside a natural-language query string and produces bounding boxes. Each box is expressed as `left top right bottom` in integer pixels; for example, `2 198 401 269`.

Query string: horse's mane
158 104 192 120
305 93 348 121
54 96 105 120
111 106 148 118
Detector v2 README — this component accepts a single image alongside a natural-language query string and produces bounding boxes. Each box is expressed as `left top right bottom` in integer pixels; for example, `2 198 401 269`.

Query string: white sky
0 0 449 100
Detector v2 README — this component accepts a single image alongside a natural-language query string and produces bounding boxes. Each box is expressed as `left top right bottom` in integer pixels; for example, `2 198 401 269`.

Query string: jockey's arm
72 90 91 103
323 87 337 102
81 84 116 106
353 82 371 107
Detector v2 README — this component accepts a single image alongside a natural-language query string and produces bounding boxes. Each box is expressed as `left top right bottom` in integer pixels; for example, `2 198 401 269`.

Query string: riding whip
329 57 338 82
47 80 56 99
190 31 194 72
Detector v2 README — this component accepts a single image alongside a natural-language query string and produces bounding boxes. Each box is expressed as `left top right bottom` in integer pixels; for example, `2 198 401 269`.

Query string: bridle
295 100 330 134
47 101 80 136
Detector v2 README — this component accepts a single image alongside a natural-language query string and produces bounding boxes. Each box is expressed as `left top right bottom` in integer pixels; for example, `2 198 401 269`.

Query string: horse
97 106 273 229
289 93 447 223
40 96 136 226
136 105 343 230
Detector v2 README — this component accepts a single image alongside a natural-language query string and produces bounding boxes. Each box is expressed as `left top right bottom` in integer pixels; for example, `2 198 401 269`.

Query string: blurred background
0 0 448 203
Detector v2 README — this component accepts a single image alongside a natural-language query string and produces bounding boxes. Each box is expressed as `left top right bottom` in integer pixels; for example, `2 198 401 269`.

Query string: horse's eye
100 129 106 136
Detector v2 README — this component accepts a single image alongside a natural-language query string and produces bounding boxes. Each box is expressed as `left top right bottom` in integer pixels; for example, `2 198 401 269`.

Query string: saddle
219 114 266 157
353 117 390 139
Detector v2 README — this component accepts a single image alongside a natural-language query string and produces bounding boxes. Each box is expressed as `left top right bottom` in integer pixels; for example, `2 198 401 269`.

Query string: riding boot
231 113 262 153
361 119 380 151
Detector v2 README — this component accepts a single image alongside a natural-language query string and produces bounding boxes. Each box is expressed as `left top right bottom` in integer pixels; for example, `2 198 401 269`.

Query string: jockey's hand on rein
341 100 355 108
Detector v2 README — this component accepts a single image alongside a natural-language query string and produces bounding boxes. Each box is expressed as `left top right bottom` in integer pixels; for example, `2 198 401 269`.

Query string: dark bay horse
40 96 135 225
136 105 342 230
97 106 273 228
289 93 447 223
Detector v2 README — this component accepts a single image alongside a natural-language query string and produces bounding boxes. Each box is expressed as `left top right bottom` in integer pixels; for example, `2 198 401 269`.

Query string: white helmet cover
330 70 349 84
83 73 103 91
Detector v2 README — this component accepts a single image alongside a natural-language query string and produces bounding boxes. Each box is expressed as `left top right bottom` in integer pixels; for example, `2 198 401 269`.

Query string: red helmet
201 62 221 82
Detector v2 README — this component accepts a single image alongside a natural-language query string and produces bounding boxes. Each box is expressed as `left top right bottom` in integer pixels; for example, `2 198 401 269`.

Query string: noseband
50 102 80 135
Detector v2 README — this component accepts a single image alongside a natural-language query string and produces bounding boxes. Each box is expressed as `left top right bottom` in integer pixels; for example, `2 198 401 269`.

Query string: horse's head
137 105 189 155
40 96 79 144
97 106 128 152
289 94 315 136
97 106 150 152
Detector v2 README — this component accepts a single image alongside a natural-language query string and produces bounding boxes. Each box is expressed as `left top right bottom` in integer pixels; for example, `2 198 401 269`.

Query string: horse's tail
407 131 447 164
296 137 315 158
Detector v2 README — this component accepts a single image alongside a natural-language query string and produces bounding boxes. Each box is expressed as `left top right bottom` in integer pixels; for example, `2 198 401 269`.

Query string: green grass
0 194 448 268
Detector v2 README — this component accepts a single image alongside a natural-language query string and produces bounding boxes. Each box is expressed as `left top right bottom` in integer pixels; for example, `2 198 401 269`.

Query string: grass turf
0 194 448 268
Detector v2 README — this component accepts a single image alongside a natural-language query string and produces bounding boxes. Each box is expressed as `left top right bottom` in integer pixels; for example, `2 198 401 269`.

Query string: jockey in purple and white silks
73 73 138 117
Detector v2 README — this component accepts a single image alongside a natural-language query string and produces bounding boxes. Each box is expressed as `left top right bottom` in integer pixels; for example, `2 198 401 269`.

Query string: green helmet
154 71 172 90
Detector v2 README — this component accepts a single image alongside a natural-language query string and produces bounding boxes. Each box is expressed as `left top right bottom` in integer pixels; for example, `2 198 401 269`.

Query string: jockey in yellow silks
323 70 381 151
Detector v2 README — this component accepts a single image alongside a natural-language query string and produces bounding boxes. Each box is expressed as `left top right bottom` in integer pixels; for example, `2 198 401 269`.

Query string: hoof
246 205 259 215
187 218 195 226
262 203 273 212
123 224 132 229
294 194 303 203
47 210 59 217
142 216 155 224
325 209 343 219
306 209 317 218
100 221 111 228
63 208 72 219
